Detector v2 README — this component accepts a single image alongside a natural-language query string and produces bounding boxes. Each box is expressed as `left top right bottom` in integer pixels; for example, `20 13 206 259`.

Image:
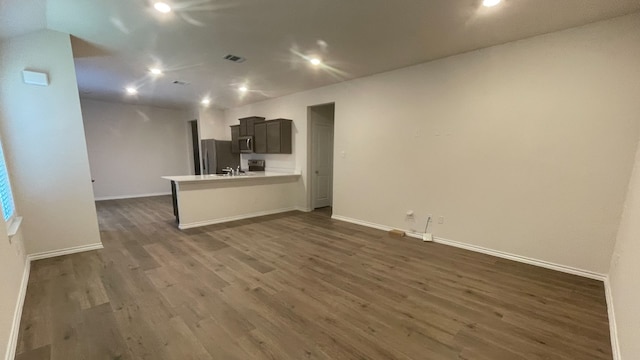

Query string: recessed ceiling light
149 67 163 75
153 2 172 13
309 58 322 66
482 0 501 7
125 87 138 95
239 86 248 93
201 98 211 105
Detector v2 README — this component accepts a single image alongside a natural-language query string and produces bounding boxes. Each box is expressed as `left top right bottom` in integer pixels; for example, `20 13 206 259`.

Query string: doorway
308 103 335 210
189 120 201 175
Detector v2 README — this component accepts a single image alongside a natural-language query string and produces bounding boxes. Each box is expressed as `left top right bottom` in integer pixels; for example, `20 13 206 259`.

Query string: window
0 139 16 222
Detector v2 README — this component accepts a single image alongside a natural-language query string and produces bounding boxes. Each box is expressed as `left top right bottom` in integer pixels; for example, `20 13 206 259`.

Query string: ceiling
0 0 46 39
2 0 640 110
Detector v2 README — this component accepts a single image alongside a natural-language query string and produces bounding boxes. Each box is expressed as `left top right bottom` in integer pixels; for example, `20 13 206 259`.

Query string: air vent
172 80 190 86
223 54 246 63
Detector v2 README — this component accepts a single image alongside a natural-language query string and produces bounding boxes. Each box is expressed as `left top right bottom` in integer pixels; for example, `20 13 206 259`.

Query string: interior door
312 116 334 208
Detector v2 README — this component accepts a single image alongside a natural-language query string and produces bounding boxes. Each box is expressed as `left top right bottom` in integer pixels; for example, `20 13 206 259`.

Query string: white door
312 112 334 209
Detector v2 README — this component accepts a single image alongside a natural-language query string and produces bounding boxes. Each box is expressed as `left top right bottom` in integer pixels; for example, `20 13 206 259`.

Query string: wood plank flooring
15 196 613 359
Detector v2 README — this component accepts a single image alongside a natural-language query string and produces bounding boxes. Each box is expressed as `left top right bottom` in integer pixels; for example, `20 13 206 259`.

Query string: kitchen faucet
222 167 233 176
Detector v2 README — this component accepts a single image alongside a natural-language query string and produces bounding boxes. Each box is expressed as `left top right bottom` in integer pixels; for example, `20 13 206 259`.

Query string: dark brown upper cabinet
254 122 267 154
238 116 265 137
230 125 240 153
231 117 291 154
265 119 292 154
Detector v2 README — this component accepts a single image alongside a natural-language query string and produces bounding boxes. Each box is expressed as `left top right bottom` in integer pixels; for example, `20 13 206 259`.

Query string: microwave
239 136 253 153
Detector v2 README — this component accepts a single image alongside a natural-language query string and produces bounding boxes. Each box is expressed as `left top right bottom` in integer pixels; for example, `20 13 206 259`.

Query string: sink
207 173 254 177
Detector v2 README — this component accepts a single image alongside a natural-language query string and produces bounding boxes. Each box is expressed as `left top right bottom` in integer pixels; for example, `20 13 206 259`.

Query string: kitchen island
162 171 302 229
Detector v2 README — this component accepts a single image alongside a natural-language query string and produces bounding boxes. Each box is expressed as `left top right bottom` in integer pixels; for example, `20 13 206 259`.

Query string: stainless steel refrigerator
201 139 240 174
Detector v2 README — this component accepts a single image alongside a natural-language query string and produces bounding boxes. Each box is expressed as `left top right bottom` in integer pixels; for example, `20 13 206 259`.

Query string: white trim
27 243 104 261
331 215 392 232
179 207 300 229
4 259 30 360
604 277 621 360
331 214 606 281
295 206 313 213
94 192 171 201
7 216 22 238
428 235 606 281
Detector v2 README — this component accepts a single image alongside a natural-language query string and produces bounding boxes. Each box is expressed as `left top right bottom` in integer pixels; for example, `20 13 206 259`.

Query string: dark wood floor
15 196 612 359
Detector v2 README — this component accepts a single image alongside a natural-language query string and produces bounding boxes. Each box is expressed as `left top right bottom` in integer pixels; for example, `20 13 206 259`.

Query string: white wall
81 99 192 199
608 136 640 360
198 107 229 140
224 13 640 275
0 29 101 255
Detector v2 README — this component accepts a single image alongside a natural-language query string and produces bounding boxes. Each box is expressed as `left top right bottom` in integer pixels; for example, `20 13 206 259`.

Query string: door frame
306 102 336 210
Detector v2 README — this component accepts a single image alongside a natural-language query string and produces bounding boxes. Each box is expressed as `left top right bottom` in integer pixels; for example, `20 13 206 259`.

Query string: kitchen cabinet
266 119 292 154
254 121 267 153
230 125 240 153
231 117 290 154
239 116 265 136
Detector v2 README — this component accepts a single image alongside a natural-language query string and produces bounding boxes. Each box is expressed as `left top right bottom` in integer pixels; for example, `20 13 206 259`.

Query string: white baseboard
331 215 392 232
4 259 30 360
179 207 301 229
94 192 171 201
604 277 621 360
27 243 104 262
331 214 606 281
296 206 313 213
428 235 605 281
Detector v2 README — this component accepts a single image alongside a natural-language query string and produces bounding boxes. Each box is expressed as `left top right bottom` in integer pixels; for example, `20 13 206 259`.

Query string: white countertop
162 171 301 183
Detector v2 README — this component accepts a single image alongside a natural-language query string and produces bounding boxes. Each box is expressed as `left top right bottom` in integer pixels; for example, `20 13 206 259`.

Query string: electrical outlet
406 210 416 224
438 216 444 224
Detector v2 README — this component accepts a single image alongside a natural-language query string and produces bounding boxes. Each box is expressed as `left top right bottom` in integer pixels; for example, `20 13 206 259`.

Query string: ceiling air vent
172 80 190 86
223 54 246 63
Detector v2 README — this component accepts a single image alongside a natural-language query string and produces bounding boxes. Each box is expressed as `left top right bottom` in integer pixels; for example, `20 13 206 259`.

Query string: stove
247 159 265 171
